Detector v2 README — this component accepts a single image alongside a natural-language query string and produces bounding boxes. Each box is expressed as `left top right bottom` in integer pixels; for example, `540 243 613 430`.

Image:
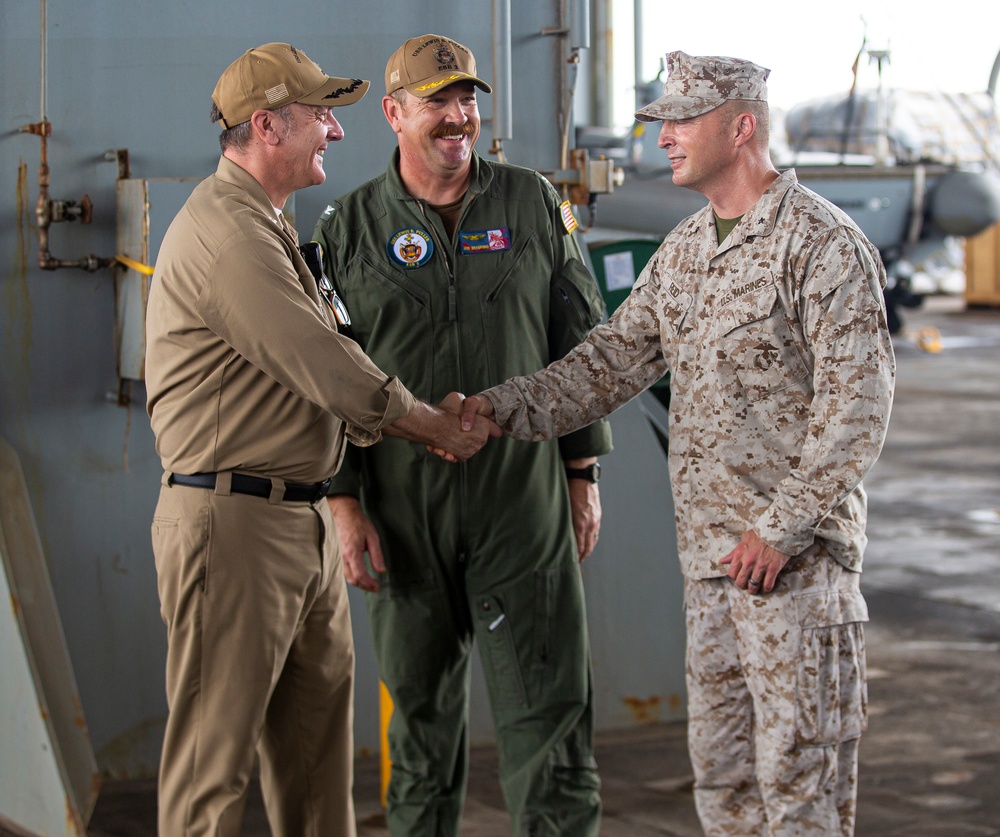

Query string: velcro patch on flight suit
459 227 511 254
559 200 579 234
387 228 434 268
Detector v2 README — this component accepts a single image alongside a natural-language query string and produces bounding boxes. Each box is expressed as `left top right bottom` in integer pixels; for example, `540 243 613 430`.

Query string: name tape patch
459 227 511 254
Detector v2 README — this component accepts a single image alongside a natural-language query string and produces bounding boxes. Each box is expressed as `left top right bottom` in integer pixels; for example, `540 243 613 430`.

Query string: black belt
169 472 331 503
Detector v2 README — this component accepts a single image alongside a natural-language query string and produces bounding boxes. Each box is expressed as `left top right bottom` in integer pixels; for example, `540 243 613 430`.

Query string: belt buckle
311 478 332 503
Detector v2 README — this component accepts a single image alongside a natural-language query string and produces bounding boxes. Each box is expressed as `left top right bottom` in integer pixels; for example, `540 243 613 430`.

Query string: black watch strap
565 463 601 483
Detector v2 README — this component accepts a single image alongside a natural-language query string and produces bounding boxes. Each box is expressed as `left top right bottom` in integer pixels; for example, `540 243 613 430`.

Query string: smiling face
386 81 480 181
277 103 345 192
657 103 740 196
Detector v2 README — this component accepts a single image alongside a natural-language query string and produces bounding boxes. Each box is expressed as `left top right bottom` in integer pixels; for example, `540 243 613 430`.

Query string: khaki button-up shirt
146 156 416 483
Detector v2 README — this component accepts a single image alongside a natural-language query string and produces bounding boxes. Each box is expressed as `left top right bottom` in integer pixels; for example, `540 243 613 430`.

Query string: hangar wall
0 0 685 779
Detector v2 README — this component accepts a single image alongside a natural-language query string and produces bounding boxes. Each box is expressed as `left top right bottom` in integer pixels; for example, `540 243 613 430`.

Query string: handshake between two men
426 391 500 462
336 392 503 593
418 393 603 564
343 391 601 592
384 391 501 463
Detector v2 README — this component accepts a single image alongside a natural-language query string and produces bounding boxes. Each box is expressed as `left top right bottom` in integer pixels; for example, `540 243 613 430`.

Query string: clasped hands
720 529 791 594
428 392 499 462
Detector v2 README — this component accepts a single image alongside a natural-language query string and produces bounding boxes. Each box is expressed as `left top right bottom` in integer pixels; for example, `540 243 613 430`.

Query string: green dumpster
587 238 670 407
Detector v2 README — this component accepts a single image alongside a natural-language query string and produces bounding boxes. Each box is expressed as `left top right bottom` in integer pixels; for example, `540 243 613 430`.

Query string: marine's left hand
720 530 790 594
566 460 602 562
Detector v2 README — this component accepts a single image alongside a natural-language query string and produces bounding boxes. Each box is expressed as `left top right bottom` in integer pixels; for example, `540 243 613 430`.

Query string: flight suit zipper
415 190 481 559
416 200 457 322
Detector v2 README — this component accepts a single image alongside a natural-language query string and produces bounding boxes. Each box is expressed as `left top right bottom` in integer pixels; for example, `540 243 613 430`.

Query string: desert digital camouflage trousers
684 547 868 836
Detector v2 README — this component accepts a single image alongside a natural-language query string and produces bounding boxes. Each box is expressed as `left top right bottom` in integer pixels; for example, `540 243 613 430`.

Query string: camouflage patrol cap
635 51 769 123
385 34 492 98
212 42 370 130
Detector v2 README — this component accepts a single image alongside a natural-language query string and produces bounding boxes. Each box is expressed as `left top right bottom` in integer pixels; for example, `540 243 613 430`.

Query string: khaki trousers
684 548 868 836
152 480 356 837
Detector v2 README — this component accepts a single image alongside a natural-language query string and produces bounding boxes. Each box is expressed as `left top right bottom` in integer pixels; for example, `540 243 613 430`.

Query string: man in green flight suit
312 33 612 837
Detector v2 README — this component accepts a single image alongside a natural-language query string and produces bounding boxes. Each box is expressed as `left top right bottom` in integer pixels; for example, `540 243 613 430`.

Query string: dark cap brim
300 77 371 108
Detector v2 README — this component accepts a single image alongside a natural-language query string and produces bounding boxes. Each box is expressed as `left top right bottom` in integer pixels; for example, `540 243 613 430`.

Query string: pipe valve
49 195 94 225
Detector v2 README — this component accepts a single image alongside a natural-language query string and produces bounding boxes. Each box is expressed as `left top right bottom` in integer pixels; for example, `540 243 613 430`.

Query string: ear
382 94 404 135
733 111 756 148
250 109 284 147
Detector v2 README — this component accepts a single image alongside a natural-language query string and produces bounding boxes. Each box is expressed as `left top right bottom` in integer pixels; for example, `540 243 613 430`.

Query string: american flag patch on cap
265 84 289 104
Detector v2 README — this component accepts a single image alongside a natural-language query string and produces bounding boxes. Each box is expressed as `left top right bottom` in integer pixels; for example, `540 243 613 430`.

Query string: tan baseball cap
385 34 492 98
635 51 769 123
212 42 370 129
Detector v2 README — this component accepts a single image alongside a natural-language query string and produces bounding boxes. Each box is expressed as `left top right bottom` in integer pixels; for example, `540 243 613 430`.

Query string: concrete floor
81 294 1000 836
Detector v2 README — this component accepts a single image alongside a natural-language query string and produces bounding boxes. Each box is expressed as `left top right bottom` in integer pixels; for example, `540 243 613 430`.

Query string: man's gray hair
211 102 295 152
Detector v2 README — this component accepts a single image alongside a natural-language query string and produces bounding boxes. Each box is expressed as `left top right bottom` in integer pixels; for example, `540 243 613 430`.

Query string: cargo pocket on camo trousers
793 587 869 746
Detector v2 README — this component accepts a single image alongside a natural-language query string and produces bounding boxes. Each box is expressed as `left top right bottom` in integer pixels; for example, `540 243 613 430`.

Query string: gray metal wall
1 0 685 779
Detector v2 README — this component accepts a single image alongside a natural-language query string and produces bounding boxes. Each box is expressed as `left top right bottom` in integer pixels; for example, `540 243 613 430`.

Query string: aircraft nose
929 169 1000 238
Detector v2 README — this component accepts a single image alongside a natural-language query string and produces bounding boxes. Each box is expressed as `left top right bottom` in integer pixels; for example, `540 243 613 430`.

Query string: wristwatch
565 463 601 483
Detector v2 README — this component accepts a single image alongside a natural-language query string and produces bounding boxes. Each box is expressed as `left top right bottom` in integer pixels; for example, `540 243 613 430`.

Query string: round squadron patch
387 228 434 269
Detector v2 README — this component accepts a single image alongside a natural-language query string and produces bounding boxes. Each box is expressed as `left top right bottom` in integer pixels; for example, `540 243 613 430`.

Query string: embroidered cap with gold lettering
212 42 370 129
635 50 769 123
385 34 492 98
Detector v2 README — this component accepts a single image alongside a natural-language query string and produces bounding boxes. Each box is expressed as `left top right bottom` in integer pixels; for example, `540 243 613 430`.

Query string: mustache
430 123 476 139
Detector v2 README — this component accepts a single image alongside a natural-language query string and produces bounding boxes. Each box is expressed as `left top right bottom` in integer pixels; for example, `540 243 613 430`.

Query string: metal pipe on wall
20 0 113 272
571 0 591 50
491 0 512 160
589 0 609 128
559 0 579 170
634 0 644 111
40 0 47 122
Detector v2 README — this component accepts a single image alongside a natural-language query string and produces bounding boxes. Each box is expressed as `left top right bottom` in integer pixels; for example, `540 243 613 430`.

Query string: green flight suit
313 150 613 836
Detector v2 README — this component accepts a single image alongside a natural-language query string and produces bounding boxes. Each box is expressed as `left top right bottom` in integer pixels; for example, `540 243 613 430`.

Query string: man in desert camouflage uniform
458 51 895 835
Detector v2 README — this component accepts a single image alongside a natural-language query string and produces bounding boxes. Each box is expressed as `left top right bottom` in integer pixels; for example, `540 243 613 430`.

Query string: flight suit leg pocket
793 588 869 746
528 565 589 705
473 565 589 712
475 592 529 710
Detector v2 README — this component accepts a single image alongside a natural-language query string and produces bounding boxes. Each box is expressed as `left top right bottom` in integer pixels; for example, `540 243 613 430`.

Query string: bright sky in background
612 0 1000 129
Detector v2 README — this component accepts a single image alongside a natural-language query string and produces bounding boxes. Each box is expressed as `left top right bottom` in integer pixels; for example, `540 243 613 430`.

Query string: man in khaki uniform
459 52 895 835
145 42 498 837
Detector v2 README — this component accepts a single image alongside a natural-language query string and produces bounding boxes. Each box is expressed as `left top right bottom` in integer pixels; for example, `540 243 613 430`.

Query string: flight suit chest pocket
717 281 809 402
